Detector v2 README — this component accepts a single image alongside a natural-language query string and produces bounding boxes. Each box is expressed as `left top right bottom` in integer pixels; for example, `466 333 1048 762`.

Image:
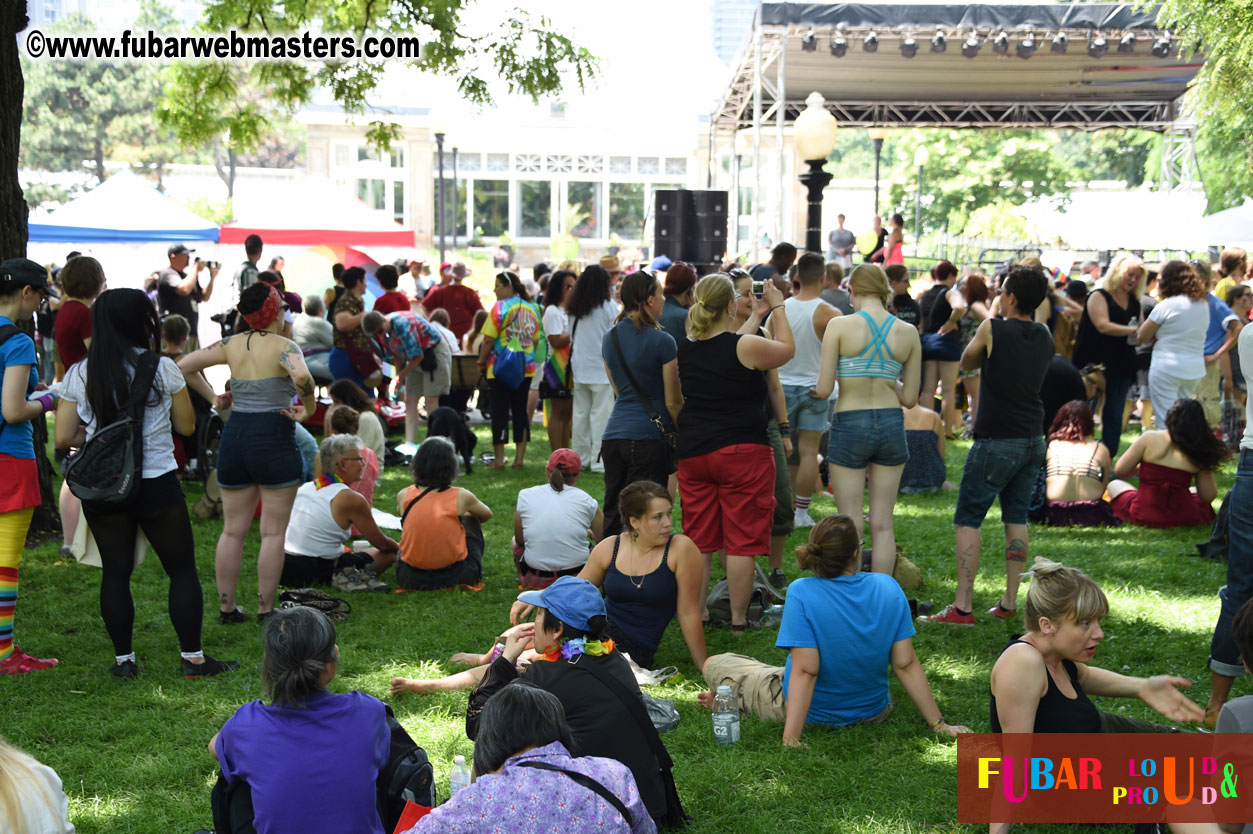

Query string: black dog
426 406 477 474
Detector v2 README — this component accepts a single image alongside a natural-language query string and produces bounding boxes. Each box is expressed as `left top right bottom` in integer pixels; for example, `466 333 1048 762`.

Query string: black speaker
653 214 687 258
653 188 728 266
686 238 727 265
654 189 692 216
691 190 727 215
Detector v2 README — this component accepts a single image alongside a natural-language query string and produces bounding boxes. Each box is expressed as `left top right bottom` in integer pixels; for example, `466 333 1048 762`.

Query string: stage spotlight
1151 33 1172 57
801 29 818 52
1017 33 1036 59
900 36 917 58
931 31 947 53
1088 33 1107 58
1051 32 1068 54
992 31 1010 55
863 31 879 53
830 34 848 57
961 32 980 58
1118 32 1136 53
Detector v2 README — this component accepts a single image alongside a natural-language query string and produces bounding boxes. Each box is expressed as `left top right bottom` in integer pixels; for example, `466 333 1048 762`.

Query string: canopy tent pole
776 31 787 256
751 23 763 265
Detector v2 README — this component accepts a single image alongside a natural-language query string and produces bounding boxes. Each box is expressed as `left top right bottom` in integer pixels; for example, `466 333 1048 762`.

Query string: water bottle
449 754 471 797
761 604 785 627
711 684 740 745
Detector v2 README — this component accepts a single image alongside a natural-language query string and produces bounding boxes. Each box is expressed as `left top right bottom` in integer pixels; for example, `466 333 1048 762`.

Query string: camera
207 260 220 269
751 280 764 297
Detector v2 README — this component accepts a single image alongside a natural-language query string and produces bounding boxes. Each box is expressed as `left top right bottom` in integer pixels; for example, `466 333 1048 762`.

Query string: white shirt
542 305 569 341
285 480 351 559
431 322 459 355
777 296 825 388
61 351 185 479
1148 294 1209 379
571 300 618 385
11 752 75 834
516 483 599 572
292 313 334 351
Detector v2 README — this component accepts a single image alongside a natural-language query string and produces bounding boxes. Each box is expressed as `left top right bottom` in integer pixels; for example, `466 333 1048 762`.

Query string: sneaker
182 654 241 679
332 567 374 593
919 604 975 625
110 659 138 679
988 602 1017 620
58 545 74 560
767 568 789 590
361 567 391 593
793 508 815 528
0 647 59 675
218 607 248 625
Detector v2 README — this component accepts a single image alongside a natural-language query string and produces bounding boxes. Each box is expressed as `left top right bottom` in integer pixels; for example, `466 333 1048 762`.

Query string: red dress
1110 461 1216 528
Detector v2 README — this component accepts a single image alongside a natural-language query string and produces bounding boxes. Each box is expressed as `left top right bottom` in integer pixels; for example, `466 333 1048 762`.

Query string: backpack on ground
63 352 160 505
377 704 435 832
277 588 351 622
705 563 785 625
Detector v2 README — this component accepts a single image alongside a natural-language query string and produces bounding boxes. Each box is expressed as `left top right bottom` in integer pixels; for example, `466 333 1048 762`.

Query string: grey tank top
230 376 297 413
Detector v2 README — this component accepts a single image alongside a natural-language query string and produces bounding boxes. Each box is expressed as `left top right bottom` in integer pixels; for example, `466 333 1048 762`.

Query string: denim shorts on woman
921 331 963 362
216 411 303 490
827 408 909 469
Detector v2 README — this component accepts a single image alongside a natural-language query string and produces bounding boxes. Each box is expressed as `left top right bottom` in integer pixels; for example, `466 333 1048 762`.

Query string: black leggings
80 472 203 656
489 378 530 445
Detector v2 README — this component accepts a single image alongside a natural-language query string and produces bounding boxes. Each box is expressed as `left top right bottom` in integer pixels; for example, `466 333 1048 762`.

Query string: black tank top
603 535 677 653
676 332 768 458
921 284 953 334
990 639 1102 733
973 318 1054 439
1072 288 1140 379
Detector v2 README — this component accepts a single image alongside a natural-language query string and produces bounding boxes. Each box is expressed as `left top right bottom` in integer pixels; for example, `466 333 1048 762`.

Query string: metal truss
1160 120 1200 193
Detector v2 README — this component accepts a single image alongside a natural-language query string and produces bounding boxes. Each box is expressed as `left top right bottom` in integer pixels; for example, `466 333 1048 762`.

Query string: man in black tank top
921 266 1054 626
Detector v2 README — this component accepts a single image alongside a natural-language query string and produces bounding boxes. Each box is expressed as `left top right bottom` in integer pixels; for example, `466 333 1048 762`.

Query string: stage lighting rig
1118 32 1136 53
931 30 946 53
900 36 917 58
1050 32 1068 54
961 32 980 58
863 31 878 52
992 30 1010 55
829 34 848 57
1151 33 1172 57
1017 32 1036 59
1088 33 1107 58
801 29 818 52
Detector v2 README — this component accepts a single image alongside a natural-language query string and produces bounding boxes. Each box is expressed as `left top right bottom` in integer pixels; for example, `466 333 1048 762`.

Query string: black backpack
63 352 159 505
377 705 435 831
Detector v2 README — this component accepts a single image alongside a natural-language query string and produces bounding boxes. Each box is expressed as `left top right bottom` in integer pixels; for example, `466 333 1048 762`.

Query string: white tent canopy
1193 199 1253 247
28 169 219 243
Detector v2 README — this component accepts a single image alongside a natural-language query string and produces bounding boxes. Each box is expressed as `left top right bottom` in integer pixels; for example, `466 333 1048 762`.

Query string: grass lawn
3 420 1241 834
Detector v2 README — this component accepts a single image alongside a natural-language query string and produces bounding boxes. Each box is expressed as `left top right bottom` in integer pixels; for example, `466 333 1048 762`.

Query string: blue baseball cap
516 576 605 631
649 255 673 272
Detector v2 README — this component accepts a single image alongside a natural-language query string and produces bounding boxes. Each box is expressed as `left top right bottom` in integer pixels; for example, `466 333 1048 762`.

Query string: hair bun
1022 556 1064 581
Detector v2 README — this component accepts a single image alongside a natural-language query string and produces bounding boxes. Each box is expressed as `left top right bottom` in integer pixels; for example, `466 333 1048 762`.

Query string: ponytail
549 467 566 492
687 273 733 339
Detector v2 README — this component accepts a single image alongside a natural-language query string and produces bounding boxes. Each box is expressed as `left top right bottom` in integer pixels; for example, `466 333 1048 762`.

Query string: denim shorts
216 410 303 490
827 408 909 469
783 384 829 433
953 436 1047 528
921 331 963 362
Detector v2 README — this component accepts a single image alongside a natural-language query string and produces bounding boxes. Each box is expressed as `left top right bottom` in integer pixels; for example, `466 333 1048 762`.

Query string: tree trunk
93 135 104 183
227 147 236 199
1 0 62 540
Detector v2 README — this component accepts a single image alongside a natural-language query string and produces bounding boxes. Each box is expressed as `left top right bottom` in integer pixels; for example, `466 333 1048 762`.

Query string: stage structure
714 3 1205 262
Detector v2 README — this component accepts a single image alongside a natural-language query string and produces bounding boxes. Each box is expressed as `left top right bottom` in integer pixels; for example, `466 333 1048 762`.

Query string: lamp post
867 126 889 217
435 132 446 265
794 92 839 254
914 144 930 248
451 146 459 251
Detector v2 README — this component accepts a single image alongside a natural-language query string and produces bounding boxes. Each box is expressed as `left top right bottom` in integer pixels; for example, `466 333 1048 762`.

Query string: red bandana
240 285 283 331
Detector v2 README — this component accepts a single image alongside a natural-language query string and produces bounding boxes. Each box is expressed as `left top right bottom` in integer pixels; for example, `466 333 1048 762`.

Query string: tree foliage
160 0 597 155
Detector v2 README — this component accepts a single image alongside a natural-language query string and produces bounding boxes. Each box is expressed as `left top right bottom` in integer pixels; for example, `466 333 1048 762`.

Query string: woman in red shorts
1107 398 1228 528
676 273 794 633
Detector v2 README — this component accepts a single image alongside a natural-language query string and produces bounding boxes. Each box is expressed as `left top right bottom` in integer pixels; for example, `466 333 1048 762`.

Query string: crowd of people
2 232 1253 834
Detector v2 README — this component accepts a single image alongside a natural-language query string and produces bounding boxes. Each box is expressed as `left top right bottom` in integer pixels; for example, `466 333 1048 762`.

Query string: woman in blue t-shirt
700 514 969 746
0 259 60 675
211 606 391 834
600 271 682 538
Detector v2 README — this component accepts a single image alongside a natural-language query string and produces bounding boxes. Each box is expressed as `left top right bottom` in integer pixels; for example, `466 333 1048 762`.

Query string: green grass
3 421 1241 833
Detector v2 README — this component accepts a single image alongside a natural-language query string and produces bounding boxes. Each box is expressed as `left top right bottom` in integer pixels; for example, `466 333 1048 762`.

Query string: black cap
0 258 51 294
168 243 194 257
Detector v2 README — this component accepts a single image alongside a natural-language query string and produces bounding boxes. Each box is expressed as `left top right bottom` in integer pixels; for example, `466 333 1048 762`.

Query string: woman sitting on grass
898 400 955 494
698 514 969 748
318 404 380 507
513 449 603 589
1042 400 1119 527
326 378 386 462
395 436 492 590
210 606 391 834
1107 398 1227 528
0 735 74 832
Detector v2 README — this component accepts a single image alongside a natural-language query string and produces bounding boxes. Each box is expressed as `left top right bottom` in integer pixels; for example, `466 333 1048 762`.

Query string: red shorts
677 443 775 556
0 455 40 514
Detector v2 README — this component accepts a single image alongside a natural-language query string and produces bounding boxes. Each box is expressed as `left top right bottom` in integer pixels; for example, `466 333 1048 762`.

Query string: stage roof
715 2 1204 131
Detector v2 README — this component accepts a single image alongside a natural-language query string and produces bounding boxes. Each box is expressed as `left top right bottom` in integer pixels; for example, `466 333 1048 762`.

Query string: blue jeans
1210 448 1253 677
953 436 1046 528
1099 372 1134 457
328 348 372 395
828 408 909 468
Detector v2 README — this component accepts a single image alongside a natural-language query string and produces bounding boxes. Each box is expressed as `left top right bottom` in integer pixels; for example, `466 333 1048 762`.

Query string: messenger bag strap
400 486 439 527
125 352 162 422
515 761 631 827
609 326 670 438
575 653 675 769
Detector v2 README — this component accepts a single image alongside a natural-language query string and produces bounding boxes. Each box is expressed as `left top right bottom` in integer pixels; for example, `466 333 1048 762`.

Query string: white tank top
284 481 351 559
778 296 825 387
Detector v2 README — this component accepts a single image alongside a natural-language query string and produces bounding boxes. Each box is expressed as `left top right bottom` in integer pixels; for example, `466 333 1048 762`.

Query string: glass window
358 145 381 163
637 157 659 175
609 156 631 174
518 180 551 238
567 181 601 239
473 179 509 237
515 154 541 173
547 155 571 173
390 145 405 169
609 183 646 239
456 153 481 173
487 153 509 172
432 178 467 237
664 157 687 176
393 180 405 224
357 178 386 211
577 155 603 174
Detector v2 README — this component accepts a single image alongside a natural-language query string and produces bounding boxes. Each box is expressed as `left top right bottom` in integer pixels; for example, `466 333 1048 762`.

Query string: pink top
348 446 380 537
885 240 905 266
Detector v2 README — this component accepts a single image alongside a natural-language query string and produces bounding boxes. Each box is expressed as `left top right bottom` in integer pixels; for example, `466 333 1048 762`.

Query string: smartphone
751 280 764 297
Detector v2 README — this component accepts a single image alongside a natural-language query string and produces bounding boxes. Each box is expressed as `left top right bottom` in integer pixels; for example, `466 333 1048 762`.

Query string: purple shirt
216 689 390 834
406 741 655 834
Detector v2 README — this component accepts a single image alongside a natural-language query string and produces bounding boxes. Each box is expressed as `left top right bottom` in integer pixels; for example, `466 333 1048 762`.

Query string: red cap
546 448 582 477
440 261 452 273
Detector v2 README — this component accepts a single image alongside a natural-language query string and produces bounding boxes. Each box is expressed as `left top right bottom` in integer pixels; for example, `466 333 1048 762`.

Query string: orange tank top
399 485 467 570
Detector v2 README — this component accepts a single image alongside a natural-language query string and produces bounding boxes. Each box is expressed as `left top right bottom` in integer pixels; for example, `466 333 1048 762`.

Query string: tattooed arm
278 339 316 422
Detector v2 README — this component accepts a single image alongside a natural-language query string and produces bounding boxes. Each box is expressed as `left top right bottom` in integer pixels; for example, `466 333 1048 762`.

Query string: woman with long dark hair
56 288 236 678
328 266 381 393
476 271 543 469
1107 398 1228 528
600 272 682 538
567 265 618 473
539 269 577 451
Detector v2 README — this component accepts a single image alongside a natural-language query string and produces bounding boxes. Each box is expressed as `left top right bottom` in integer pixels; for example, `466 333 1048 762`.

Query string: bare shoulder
991 642 1047 693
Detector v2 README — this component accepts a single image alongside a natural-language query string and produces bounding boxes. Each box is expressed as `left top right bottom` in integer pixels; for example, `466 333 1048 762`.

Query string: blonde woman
811 265 920 574
0 736 74 833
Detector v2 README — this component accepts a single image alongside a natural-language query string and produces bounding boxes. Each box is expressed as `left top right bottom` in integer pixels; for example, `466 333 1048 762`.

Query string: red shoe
0 647 59 675
919 604 975 625
988 602 1017 620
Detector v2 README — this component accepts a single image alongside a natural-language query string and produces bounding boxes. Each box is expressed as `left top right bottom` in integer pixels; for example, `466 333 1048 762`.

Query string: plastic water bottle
449 754 471 797
712 685 740 745
761 604 785 627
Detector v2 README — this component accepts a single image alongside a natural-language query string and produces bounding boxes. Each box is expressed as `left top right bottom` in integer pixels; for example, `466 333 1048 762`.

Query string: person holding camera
157 244 217 352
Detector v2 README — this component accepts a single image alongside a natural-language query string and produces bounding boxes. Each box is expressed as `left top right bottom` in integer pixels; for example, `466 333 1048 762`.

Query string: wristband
36 393 57 414
928 715 946 730
771 304 785 312
777 423 791 433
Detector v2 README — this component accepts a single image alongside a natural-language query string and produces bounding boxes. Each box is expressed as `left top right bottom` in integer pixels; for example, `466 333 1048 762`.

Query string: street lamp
914 144 930 247
435 131 446 265
794 92 839 254
451 146 459 251
867 126 890 217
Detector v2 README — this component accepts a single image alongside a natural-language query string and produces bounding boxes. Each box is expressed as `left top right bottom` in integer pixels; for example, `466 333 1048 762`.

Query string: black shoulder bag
515 761 633 828
400 486 439 525
610 327 678 469
577 654 692 829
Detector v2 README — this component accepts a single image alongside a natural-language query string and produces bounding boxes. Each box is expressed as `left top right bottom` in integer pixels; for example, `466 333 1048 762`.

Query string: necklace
622 535 655 591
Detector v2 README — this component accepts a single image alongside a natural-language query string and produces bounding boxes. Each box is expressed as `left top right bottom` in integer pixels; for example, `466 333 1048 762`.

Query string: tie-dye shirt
480 297 543 380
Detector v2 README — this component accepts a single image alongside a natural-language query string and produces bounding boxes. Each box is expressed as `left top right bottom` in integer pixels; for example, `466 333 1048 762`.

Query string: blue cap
649 255 673 272
516 576 605 631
